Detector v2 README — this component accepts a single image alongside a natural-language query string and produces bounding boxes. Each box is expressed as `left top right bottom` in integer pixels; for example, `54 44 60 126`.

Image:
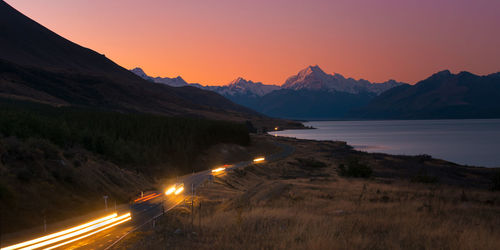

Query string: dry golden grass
124 180 499 250
118 136 500 250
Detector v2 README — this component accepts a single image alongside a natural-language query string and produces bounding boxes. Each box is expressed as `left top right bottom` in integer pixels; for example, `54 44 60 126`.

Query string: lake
273 119 500 167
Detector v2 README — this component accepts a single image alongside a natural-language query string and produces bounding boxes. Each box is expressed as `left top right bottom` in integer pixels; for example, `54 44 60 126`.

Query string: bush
16 169 33 182
296 158 327 169
417 154 433 163
338 159 372 178
411 170 439 184
0 182 12 200
26 138 59 159
492 171 500 191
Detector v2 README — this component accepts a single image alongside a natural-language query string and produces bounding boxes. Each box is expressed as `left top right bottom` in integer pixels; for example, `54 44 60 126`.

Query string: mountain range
130 67 192 87
353 70 500 119
5 0 494 123
0 1 304 129
131 65 407 119
132 66 500 120
282 65 403 95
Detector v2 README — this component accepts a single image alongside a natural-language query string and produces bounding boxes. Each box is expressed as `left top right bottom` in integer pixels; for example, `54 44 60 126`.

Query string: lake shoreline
272 119 500 168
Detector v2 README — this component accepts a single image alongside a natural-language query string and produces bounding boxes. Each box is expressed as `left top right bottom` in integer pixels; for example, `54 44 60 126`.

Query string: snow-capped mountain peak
130 65 405 97
218 77 280 96
130 67 149 79
282 65 406 94
228 77 248 85
130 67 188 87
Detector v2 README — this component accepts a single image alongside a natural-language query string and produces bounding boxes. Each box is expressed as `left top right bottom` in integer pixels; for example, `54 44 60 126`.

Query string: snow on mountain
130 67 188 87
130 66 405 97
130 67 279 97
211 77 280 97
130 67 151 80
152 76 188 87
282 65 406 94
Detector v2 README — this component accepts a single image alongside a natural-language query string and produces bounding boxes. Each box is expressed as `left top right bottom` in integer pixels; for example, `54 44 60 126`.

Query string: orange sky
6 0 500 85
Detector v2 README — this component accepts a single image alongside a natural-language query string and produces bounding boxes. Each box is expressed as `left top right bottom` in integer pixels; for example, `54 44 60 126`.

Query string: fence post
198 201 202 232
191 183 194 229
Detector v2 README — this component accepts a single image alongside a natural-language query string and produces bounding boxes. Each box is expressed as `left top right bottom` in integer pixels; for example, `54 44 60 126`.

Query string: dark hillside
0 98 251 232
0 98 250 175
0 1 283 126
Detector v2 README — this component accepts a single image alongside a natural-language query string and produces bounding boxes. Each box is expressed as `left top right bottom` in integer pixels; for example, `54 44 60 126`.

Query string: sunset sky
6 0 500 85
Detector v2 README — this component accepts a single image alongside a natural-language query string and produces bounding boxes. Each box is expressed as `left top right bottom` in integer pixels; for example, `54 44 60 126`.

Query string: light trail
133 193 155 203
174 187 184 195
18 213 131 250
253 157 265 163
211 167 225 173
42 215 131 250
139 193 161 202
0 213 117 250
165 185 176 195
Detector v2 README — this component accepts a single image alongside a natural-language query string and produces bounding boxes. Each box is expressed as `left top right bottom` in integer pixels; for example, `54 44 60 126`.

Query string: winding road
0 143 294 250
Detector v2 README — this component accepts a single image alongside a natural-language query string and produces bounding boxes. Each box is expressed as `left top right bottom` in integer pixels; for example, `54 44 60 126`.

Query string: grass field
119 135 500 250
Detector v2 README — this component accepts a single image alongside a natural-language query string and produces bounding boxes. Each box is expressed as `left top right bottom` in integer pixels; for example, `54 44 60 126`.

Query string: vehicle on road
212 167 226 174
165 183 184 195
253 157 265 163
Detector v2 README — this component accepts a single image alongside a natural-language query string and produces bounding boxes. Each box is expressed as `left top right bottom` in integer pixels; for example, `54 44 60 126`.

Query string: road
1 142 294 250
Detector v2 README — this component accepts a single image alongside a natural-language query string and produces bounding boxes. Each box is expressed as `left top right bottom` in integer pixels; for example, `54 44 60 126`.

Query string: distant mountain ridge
131 65 405 95
130 67 189 87
282 65 404 94
133 66 500 120
131 67 279 97
205 77 280 97
131 65 407 119
352 70 500 119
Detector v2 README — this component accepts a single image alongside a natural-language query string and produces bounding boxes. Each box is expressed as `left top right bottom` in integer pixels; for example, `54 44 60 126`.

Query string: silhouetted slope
254 89 375 120
353 70 500 119
0 1 260 121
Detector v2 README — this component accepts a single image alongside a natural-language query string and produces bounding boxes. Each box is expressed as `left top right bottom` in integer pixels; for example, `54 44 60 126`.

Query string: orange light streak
133 193 155 202
211 167 225 173
139 193 161 203
43 215 131 250
253 157 265 163
165 185 176 195
19 213 130 250
174 187 184 195
0 213 117 250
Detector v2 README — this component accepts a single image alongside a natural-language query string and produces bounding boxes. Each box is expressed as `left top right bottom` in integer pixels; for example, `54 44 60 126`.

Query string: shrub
296 158 327 169
26 138 59 159
0 182 11 200
417 154 433 163
338 159 372 178
16 169 33 182
411 170 439 184
492 171 500 191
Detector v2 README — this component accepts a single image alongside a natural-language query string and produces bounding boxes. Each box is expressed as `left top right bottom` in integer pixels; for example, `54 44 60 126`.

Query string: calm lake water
273 119 500 167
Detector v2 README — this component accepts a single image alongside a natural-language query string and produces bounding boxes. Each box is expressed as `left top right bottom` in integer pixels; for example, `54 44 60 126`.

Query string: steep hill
0 1 281 124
